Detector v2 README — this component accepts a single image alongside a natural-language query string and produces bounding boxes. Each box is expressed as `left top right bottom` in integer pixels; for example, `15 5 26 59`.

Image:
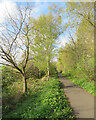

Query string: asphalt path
58 74 94 119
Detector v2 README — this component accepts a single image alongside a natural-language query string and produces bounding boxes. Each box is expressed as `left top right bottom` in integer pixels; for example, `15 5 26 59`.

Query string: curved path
58 74 94 119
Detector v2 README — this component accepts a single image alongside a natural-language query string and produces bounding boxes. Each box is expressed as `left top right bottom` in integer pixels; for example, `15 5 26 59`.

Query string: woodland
0 2 95 119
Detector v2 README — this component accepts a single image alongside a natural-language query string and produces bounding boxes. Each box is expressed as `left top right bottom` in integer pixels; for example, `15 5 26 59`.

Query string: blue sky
17 2 66 18
0 0 69 48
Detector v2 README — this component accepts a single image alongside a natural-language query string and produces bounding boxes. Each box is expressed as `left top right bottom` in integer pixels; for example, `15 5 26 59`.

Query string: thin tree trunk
38 68 39 78
38 69 41 79
47 60 50 81
22 73 27 93
39 72 41 79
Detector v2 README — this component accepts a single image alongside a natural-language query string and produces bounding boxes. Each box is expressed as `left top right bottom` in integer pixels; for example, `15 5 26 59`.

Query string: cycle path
58 74 94 119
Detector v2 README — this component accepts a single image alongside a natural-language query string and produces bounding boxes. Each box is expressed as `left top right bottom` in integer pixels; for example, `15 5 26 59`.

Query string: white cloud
0 0 40 23
0 0 17 23
31 5 39 18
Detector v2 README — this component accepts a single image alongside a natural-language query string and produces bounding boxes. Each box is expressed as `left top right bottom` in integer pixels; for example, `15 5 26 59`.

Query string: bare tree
0 3 33 93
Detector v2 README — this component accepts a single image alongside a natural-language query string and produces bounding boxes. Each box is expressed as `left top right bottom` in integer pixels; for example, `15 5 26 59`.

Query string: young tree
30 12 63 80
0 4 33 92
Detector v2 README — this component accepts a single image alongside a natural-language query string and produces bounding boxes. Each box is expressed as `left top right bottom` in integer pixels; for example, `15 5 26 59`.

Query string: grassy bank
3 74 75 119
62 74 95 96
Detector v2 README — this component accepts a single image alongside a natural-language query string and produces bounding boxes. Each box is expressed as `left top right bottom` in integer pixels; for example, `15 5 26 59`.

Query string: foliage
49 62 58 75
56 2 94 97
65 2 94 28
62 74 95 96
57 19 94 79
3 75 75 119
30 12 63 80
1 2 95 120
2 80 23 114
2 66 21 87
25 61 45 79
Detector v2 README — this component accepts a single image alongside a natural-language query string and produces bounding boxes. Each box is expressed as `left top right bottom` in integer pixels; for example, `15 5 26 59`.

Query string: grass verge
62 74 95 96
3 74 75 119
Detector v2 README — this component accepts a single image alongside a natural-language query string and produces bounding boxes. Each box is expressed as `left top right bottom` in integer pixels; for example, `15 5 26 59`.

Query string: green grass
62 74 95 96
3 74 75 119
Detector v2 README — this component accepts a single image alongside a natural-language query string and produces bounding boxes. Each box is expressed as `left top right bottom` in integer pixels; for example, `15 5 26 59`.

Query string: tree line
57 2 94 81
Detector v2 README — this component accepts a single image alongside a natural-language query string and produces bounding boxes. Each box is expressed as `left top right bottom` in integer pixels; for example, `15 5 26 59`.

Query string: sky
0 0 69 48
0 0 94 2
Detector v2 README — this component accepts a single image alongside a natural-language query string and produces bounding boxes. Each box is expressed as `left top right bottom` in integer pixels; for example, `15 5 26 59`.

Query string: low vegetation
62 74 95 96
3 74 75 119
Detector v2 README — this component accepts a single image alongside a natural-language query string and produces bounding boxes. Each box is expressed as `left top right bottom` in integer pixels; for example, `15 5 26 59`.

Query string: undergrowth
3 74 75 119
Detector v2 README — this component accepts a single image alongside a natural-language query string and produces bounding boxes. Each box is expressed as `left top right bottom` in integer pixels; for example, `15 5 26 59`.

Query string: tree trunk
38 69 41 79
47 60 50 81
39 72 41 79
22 74 27 93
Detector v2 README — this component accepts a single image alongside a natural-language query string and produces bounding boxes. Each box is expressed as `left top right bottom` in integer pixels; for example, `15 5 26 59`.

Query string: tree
65 2 95 28
30 12 63 80
0 4 33 92
57 15 94 79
